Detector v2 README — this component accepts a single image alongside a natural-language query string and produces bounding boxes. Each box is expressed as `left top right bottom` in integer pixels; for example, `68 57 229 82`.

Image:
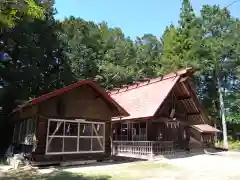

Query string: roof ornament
167 119 180 128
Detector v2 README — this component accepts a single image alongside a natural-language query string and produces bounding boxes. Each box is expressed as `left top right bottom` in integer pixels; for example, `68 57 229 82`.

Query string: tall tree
0 0 73 156
199 5 240 148
161 0 240 148
160 0 202 74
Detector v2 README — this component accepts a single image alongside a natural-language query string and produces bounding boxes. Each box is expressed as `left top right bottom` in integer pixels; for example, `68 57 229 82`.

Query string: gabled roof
110 68 194 120
13 80 129 117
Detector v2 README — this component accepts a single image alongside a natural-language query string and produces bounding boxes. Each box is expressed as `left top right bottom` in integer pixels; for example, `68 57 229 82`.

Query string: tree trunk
216 73 228 149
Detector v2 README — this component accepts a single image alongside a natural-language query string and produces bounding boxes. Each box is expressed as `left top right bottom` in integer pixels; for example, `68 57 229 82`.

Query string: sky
54 0 240 39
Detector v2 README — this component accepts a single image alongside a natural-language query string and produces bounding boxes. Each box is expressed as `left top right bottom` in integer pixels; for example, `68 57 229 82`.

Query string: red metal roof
110 68 193 120
14 80 129 117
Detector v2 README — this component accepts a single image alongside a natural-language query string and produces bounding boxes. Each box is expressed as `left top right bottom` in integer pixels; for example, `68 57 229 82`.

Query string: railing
112 141 173 157
152 141 174 155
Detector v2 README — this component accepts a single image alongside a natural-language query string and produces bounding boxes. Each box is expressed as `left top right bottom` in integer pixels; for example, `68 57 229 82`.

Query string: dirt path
167 153 240 180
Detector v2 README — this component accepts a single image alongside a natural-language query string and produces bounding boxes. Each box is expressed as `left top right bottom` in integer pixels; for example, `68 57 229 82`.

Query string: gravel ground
60 152 240 180
1 151 240 180
167 152 240 180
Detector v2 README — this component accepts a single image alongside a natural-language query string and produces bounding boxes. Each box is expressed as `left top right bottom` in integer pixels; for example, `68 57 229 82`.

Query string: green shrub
215 140 240 150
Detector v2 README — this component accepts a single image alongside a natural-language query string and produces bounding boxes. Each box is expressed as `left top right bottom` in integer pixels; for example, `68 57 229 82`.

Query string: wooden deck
112 141 174 158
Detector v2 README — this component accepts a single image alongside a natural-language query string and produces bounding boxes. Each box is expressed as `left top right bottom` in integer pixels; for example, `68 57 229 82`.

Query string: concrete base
60 160 97 167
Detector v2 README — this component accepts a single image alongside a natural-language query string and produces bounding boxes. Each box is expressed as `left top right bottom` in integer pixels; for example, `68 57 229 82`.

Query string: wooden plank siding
37 85 113 120
15 84 115 163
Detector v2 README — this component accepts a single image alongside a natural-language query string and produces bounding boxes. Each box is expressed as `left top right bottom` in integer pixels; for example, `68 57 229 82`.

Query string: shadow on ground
162 148 224 160
0 156 148 180
36 156 146 170
2 170 111 180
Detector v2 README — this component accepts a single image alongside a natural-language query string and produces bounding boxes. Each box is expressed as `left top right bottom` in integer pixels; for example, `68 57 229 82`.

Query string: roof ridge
109 68 193 95
109 75 177 95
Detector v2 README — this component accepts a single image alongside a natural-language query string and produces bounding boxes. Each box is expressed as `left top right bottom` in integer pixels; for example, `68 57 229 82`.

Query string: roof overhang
190 124 221 133
112 116 152 122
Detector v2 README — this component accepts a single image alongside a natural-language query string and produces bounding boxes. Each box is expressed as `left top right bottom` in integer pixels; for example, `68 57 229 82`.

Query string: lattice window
45 119 105 155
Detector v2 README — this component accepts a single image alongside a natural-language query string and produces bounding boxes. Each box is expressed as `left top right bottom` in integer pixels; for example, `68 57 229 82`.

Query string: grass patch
215 140 240 150
78 161 178 180
127 161 175 169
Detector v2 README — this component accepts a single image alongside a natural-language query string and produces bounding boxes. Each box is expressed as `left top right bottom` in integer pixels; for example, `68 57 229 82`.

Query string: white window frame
45 119 105 155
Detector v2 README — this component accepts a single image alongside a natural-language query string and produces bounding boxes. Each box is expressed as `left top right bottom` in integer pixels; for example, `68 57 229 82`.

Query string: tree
135 34 162 77
0 0 44 28
160 1 240 148
199 5 240 148
0 0 73 156
160 0 203 74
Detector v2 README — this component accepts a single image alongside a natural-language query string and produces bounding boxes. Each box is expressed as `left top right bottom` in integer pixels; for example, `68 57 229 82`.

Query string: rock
13 154 25 161
7 154 26 170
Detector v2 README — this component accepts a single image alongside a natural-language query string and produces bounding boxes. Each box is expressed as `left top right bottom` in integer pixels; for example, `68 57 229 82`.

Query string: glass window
80 123 92 136
92 138 104 151
79 138 91 151
46 119 105 154
47 137 63 153
93 124 104 137
49 121 64 136
65 122 78 136
64 138 77 152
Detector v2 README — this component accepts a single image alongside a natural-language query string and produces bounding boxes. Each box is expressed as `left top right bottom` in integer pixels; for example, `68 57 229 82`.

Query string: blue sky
54 0 240 39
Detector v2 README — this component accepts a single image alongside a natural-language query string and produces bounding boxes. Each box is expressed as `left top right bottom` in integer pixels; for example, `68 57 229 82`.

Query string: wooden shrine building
109 68 220 158
11 80 129 165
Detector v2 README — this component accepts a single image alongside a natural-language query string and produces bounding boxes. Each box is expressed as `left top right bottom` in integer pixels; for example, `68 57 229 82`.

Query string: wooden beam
180 77 188 82
93 125 104 150
177 96 191 101
47 121 63 149
187 112 201 116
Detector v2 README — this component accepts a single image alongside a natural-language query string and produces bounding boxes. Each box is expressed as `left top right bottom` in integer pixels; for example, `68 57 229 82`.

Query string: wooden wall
31 84 115 163
38 84 113 120
155 92 187 121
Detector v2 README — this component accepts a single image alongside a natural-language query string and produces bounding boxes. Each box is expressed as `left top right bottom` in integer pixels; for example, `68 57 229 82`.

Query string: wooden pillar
128 122 132 141
35 115 47 154
147 120 153 141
